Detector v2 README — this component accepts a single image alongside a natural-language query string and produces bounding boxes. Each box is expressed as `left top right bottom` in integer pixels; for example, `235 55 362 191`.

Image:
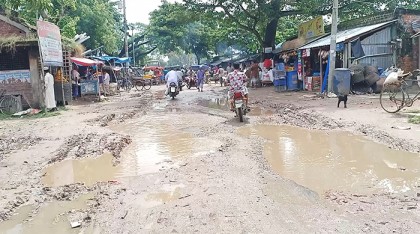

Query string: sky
125 0 180 25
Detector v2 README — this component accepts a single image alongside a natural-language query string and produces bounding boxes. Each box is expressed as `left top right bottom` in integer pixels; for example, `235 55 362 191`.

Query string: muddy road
0 84 420 233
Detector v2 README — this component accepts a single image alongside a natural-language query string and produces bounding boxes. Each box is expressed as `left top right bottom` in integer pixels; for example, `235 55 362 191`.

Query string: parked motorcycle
232 91 248 122
168 82 179 99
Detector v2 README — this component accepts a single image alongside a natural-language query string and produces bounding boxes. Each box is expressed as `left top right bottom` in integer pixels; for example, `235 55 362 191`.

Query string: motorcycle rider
228 63 248 111
165 68 180 95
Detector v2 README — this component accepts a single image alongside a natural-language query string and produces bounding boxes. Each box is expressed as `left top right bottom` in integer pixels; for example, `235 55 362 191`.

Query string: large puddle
239 125 420 194
197 98 274 116
42 153 120 187
42 110 220 186
0 193 100 234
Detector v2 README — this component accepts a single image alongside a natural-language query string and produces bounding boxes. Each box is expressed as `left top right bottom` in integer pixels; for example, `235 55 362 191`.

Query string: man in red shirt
228 63 248 110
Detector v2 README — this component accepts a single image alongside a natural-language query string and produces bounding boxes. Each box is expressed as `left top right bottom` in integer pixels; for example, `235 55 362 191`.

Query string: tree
0 0 124 54
147 1 214 64
183 0 420 59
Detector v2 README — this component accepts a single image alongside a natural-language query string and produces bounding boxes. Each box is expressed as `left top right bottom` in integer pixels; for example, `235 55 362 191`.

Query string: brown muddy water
42 153 119 187
0 193 101 234
197 98 274 116
239 124 420 195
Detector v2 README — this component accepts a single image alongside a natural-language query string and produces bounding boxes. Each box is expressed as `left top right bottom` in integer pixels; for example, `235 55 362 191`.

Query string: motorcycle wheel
237 107 244 122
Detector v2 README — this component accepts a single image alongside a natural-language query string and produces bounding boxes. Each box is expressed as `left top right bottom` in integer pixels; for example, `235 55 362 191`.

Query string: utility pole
132 26 135 66
327 0 338 94
123 0 129 67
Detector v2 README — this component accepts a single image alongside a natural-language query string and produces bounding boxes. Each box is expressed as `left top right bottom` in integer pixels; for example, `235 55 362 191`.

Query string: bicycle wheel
144 79 152 90
125 80 132 92
135 80 143 91
380 84 405 113
0 95 21 114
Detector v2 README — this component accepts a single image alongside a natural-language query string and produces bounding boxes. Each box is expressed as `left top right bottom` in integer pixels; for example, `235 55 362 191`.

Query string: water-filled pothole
42 153 120 187
0 193 97 234
239 124 420 194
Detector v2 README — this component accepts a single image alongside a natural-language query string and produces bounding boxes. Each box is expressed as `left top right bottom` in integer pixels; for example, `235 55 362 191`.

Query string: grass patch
408 115 420 124
406 109 420 114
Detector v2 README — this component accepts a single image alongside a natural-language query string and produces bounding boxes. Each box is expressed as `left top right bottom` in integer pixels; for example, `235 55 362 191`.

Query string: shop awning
70 57 103 66
90 56 131 64
300 20 396 50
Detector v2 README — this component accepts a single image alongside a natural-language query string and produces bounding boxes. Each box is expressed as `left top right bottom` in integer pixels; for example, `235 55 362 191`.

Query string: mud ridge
355 124 420 153
90 111 138 127
49 133 132 164
0 136 43 160
255 100 419 153
253 100 344 130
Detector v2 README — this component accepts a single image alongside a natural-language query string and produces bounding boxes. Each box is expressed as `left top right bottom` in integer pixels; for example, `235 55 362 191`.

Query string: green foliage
147 1 213 63
408 115 420 124
1 0 123 54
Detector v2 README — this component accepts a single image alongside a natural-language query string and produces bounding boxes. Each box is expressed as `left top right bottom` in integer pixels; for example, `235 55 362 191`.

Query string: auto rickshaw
143 66 164 85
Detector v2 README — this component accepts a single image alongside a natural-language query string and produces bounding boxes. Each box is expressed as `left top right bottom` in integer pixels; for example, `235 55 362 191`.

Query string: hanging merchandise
297 50 303 81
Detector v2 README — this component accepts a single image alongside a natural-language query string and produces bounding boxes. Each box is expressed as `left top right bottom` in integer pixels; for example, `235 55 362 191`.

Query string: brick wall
400 14 420 33
0 20 26 37
397 14 420 71
0 82 33 108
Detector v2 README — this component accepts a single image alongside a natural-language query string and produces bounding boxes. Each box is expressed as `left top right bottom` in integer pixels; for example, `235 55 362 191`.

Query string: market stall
70 57 104 97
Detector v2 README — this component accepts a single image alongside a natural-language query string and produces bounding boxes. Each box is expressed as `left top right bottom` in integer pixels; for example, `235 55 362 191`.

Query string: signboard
37 20 63 66
0 70 31 84
297 51 302 81
264 47 273 53
80 80 99 95
298 16 325 40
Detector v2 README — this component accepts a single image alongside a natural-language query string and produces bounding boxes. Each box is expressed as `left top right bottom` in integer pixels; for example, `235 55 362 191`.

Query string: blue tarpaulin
90 56 131 64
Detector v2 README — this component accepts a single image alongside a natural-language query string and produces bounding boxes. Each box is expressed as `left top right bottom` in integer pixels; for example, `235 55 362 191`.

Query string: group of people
71 66 111 98
164 63 249 111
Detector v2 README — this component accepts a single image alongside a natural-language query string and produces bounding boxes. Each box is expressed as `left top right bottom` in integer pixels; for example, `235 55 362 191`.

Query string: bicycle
380 69 420 113
117 76 132 92
133 77 152 91
0 89 22 114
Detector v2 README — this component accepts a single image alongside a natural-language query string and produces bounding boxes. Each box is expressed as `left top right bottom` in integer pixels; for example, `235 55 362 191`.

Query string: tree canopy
0 0 124 55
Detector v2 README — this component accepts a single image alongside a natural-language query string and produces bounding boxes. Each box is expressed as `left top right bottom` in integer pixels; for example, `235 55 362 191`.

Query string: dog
337 95 348 108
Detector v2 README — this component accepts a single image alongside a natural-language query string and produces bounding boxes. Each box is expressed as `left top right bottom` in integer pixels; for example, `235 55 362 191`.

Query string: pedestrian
226 63 234 73
71 65 80 99
102 70 110 96
197 67 205 92
44 67 56 111
248 60 261 88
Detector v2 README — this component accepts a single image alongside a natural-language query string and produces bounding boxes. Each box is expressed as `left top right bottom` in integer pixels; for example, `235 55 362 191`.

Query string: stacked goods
54 68 69 82
364 65 380 86
349 64 383 94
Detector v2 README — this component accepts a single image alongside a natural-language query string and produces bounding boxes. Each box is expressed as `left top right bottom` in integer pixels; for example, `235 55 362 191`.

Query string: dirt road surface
0 84 419 233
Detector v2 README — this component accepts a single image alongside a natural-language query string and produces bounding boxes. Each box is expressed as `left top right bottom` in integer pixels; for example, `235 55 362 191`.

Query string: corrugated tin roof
300 21 396 50
412 31 420 38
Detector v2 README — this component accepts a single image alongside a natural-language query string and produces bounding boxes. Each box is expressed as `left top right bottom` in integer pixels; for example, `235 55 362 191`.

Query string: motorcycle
186 76 196 89
178 80 185 91
232 91 248 122
168 82 179 99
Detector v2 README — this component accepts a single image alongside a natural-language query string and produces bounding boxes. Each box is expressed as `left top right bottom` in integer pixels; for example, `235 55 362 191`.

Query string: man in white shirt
102 70 110 96
165 69 179 95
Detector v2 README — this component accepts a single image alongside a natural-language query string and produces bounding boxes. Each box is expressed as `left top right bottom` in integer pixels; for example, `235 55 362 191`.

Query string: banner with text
0 70 31 84
37 20 63 66
298 16 325 40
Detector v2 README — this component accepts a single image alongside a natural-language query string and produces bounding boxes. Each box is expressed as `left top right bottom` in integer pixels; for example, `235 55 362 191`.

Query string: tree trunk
262 18 279 60
195 52 201 65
